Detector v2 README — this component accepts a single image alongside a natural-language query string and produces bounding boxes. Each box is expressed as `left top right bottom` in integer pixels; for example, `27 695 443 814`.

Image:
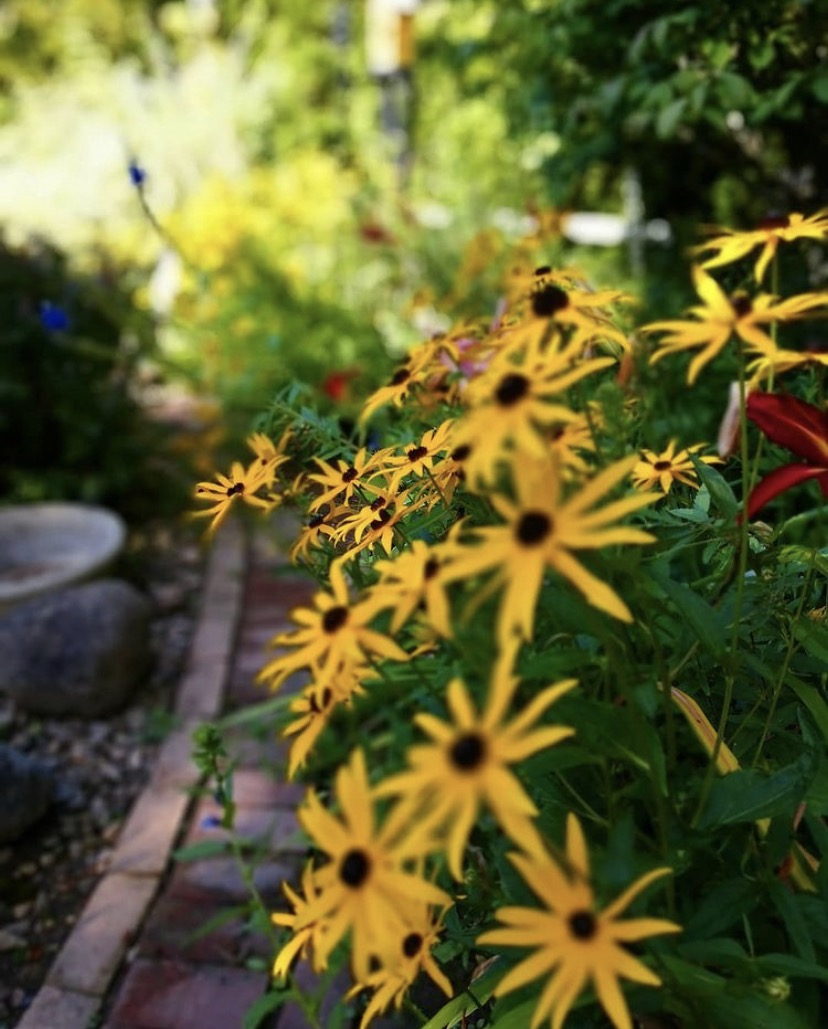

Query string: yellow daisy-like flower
307 447 382 512
385 420 455 493
246 428 291 486
746 342 828 386
193 458 275 535
451 332 613 483
642 265 828 385
296 749 451 980
346 904 453 1029
479 813 681 1029
257 559 408 693
282 661 367 778
631 440 720 495
695 210 828 284
272 863 327 978
371 540 454 637
376 666 577 879
289 512 339 565
443 455 656 644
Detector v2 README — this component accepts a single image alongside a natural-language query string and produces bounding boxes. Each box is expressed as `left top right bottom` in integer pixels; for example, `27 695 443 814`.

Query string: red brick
232 769 305 808
168 854 298 906
138 892 270 965
107 959 267 1029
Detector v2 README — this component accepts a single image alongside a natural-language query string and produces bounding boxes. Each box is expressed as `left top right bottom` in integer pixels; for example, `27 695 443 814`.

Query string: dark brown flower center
516 511 552 545
730 293 752 318
322 606 349 633
342 466 358 483
568 910 597 940
391 367 410 386
757 213 789 231
450 732 486 771
370 495 388 511
402 932 423 958
534 265 552 277
226 482 245 497
653 460 672 471
370 508 393 531
339 848 371 887
309 687 333 714
451 444 471 462
407 445 428 462
495 373 530 406
532 284 570 318
309 514 326 529
424 557 440 580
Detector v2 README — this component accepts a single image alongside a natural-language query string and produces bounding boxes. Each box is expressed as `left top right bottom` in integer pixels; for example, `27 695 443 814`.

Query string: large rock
0 744 54 842
0 579 152 717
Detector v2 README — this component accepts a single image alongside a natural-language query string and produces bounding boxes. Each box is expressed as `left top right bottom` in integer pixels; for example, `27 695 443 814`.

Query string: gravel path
0 526 204 1027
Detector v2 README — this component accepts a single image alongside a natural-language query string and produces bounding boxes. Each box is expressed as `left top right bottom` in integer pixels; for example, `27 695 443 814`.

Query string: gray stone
0 744 54 843
0 580 152 718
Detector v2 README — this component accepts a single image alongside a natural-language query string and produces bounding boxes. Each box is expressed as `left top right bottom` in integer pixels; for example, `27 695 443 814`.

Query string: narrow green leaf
767 879 815 962
420 969 499 1029
243 991 286 1029
173 839 232 862
656 97 687 139
785 674 828 745
758 952 828 983
697 755 815 829
792 620 828 665
650 568 727 658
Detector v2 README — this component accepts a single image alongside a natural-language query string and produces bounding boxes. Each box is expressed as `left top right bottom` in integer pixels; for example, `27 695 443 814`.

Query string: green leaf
692 456 738 518
656 97 687 138
650 567 727 658
767 879 815 962
758 952 828 983
812 73 828 103
243 991 286 1029
683 879 759 938
420 968 499 1029
697 754 816 829
173 839 232 862
792 619 828 665
785 673 828 745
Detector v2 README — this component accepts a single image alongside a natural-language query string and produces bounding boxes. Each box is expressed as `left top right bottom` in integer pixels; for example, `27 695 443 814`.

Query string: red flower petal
746 464 828 520
747 393 828 465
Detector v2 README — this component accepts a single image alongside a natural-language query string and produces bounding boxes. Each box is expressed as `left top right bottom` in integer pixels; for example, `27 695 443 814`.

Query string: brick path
18 521 327 1029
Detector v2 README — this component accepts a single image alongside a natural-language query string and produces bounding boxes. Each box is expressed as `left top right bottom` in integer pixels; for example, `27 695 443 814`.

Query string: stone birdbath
0 502 126 614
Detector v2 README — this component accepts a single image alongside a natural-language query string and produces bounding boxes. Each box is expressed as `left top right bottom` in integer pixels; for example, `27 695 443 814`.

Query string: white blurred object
717 381 745 458
562 212 672 247
148 248 183 318
365 0 420 76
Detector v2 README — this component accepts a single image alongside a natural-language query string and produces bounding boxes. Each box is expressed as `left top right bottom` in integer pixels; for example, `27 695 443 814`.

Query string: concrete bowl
0 503 126 612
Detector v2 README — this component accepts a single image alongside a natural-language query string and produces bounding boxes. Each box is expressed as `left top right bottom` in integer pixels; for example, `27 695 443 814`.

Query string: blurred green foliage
0 238 191 520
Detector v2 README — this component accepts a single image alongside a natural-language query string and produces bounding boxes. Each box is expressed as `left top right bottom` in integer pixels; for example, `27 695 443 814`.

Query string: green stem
691 349 752 826
751 556 816 767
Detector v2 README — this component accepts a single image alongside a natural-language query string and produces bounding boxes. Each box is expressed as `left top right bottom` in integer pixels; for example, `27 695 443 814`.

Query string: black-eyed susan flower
289 512 340 565
443 455 656 644
385 420 455 493
695 210 828 284
257 559 408 692
451 333 612 483
283 661 367 778
346 903 453 1028
334 488 424 559
295 750 451 980
632 440 720 495
246 428 291 486
371 539 454 637
272 863 327 978
642 265 828 385
193 458 275 535
478 813 680 1029
307 447 382 512
376 666 576 879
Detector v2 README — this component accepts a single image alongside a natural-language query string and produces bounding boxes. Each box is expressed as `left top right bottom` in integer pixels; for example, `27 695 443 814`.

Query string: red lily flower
745 392 828 519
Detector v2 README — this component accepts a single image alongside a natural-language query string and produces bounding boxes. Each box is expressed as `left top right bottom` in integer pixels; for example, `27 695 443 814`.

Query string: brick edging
17 519 247 1029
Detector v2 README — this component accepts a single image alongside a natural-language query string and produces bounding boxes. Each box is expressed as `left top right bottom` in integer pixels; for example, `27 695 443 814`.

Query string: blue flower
128 160 147 188
39 301 70 332
200 814 222 830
